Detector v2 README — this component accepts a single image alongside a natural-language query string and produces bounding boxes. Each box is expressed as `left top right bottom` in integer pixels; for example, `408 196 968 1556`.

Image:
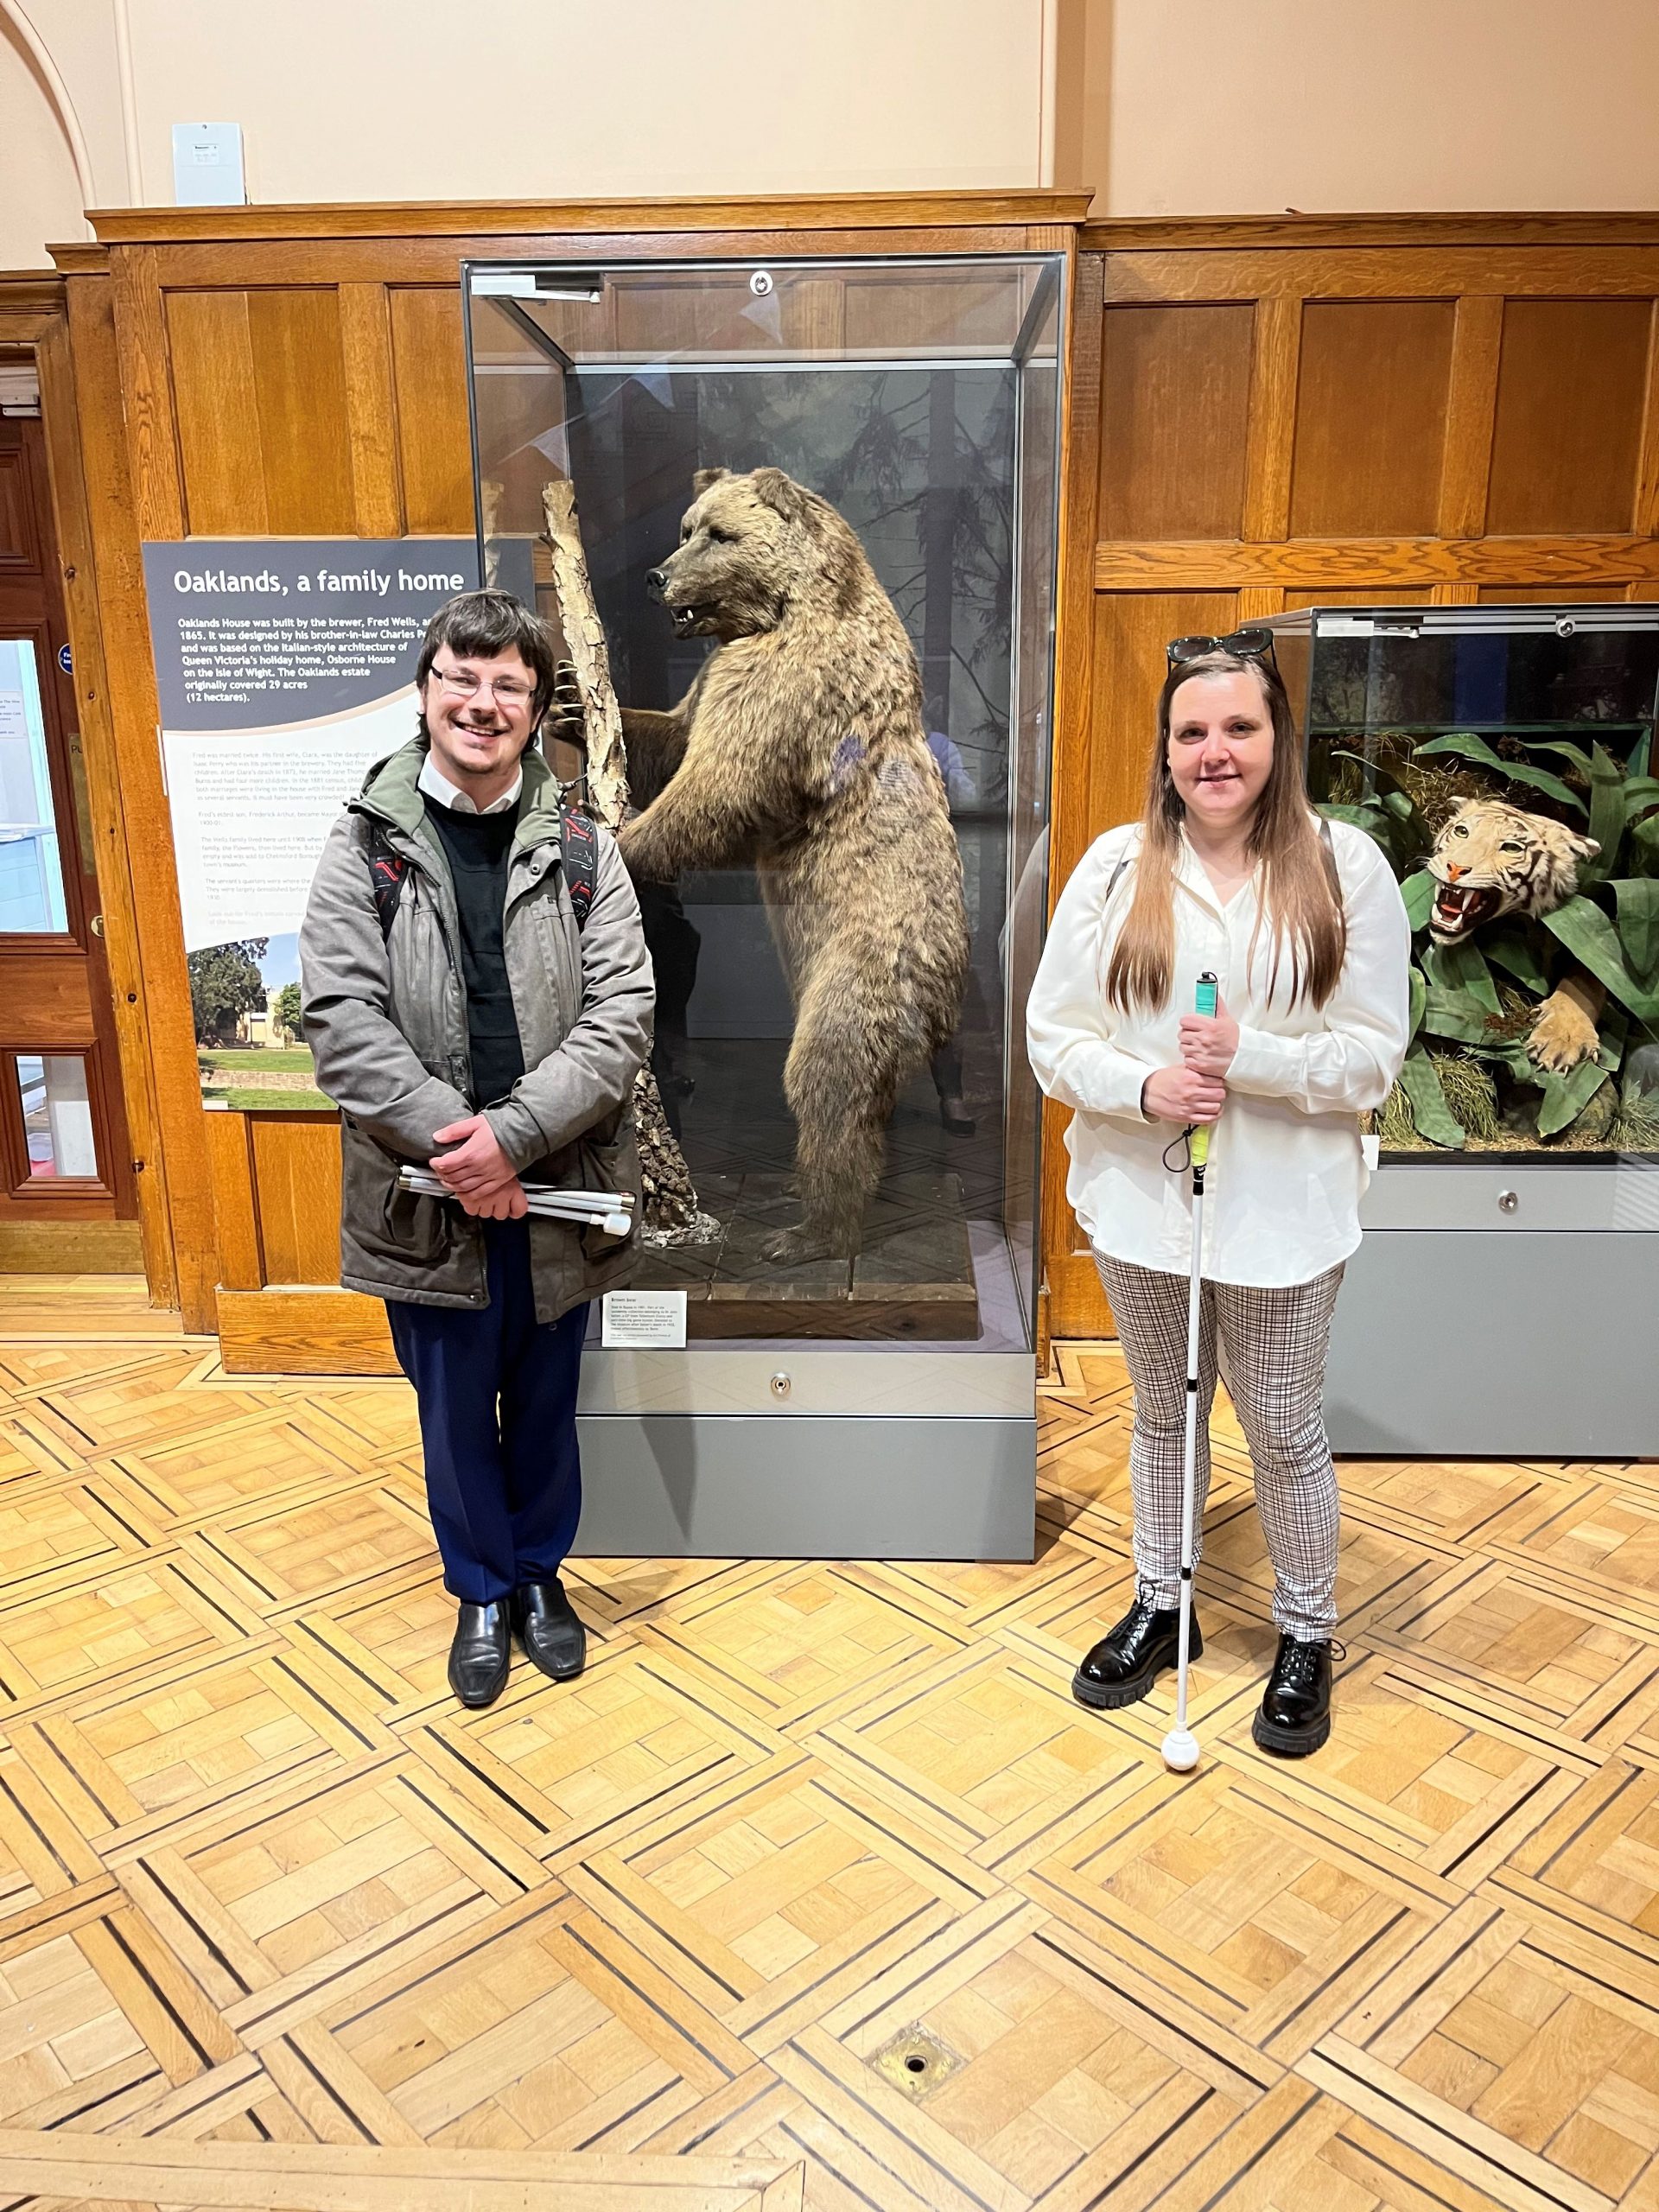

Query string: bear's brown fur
616 465 969 1256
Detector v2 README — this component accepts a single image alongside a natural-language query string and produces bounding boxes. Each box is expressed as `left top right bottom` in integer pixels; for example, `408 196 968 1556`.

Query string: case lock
1497 1189 1518 1214
769 1372 791 1400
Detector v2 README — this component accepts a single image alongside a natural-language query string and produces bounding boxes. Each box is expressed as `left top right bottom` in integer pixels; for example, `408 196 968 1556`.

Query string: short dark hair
416 590 557 720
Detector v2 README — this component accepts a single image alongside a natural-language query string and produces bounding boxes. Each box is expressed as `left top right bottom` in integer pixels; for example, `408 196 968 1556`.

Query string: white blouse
1027 817 1412 1287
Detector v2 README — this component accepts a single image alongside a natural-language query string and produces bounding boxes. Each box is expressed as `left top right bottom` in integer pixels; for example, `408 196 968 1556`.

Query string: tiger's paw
1528 990 1599 1074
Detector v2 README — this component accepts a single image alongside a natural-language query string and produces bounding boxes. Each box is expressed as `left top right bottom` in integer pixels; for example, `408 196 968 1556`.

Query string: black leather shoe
1072 1596 1201 1711
512 1578 587 1681
448 1600 511 1708
1252 1633 1341 1757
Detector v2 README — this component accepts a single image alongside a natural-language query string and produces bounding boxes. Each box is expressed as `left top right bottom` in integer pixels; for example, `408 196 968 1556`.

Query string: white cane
1161 969 1218 1775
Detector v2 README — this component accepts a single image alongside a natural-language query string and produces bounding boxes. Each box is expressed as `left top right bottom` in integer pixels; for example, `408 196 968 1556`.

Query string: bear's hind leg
762 981 905 1264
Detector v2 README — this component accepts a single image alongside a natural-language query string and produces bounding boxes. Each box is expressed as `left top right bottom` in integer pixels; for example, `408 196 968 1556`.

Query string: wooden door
0 404 137 1268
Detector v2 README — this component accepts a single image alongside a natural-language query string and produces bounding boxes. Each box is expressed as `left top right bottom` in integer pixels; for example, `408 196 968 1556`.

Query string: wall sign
143 538 478 1106
144 538 477 951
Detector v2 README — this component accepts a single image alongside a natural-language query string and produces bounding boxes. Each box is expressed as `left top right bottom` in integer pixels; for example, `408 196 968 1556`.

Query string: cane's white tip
1160 1726 1200 1772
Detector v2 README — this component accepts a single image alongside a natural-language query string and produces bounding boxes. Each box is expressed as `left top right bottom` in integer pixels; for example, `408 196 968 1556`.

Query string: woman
1027 634 1409 1756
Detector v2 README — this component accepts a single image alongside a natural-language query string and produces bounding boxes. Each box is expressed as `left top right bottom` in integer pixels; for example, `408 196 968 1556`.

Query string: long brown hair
1103 650 1345 1014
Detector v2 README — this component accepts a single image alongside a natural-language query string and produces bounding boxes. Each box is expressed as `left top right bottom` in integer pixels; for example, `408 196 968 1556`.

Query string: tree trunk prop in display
539 479 708 1240
480 479 503 589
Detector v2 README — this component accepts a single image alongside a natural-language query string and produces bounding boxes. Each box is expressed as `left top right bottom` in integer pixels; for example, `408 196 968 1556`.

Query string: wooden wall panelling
386 289 472 536
1103 245 1659 304
1289 302 1454 538
1485 297 1654 535
1636 300 1659 538
1436 295 1504 537
71 271 214 1325
247 1119 342 1285
1096 303 1253 541
163 290 269 535
248 286 356 533
109 245 185 540
139 226 1071 294
167 289 356 536
201 1109 261 1289
30 309 172 1300
338 283 404 536
1094 534 1659 588
92 190 1093 242
215 1286 396 1375
1240 294 1301 542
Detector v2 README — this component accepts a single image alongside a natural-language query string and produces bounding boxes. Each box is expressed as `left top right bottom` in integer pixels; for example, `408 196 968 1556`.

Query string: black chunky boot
1072 1596 1202 1712
1252 1632 1340 1757
512 1578 587 1682
448 1600 511 1708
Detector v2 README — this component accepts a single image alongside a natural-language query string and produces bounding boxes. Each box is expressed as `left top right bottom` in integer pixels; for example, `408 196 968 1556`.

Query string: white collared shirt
418 754 523 817
1027 817 1411 1287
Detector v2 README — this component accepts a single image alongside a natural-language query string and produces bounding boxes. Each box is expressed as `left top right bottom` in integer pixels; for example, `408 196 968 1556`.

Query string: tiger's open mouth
1431 880 1500 937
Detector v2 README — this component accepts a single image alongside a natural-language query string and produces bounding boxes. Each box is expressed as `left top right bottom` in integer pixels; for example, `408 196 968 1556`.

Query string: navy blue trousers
385 1218 588 1605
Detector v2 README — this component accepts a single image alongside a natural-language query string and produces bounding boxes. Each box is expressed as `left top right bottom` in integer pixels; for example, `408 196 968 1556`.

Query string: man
301 590 652 1708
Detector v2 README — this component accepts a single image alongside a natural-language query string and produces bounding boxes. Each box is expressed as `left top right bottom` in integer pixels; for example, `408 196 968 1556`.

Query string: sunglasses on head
1166 626 1277 668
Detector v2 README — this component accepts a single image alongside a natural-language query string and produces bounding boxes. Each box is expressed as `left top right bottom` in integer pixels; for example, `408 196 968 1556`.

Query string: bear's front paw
1528 990 1599 1073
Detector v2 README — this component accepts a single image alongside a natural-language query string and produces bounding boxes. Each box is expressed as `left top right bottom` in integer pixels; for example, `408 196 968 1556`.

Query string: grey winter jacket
299 736 653 1321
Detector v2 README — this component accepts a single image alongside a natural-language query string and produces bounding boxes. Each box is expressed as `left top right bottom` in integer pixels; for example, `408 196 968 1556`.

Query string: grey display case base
572 1414 1036 1560
1330 1229 1654 1459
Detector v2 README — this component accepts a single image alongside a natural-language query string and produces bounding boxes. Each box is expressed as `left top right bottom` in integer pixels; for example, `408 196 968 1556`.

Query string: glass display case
463 252 1065 1555
1269 605 1657 1455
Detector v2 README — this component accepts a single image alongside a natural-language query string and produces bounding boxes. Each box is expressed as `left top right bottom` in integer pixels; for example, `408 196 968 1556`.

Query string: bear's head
645 466 859 640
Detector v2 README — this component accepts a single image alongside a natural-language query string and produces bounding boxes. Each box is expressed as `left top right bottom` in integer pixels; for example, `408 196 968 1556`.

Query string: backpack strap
367 824 410 943
367 806 601 943
558 804 599 932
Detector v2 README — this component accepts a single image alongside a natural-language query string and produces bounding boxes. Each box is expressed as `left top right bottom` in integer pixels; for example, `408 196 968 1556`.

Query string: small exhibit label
601 1289 687 1349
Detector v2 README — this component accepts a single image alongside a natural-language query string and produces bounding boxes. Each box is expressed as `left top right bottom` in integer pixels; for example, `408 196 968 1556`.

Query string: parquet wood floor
0 1274 1656 2212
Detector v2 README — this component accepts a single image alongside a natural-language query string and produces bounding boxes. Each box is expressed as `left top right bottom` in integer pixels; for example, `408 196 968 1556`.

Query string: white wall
1071 0 1659 215
0 0 1049 267
9 0 1659 275
0 14 85 266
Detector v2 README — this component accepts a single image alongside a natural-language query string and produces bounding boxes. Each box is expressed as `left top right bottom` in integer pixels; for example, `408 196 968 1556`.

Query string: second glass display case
1270 605 1657 1455
464 251 1064 1554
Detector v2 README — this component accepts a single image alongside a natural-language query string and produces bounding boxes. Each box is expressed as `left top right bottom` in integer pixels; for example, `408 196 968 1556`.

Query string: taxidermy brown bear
615 464 969 1259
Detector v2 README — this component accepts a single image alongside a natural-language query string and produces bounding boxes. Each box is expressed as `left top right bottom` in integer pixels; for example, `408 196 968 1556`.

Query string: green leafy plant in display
1322 728 1659 1152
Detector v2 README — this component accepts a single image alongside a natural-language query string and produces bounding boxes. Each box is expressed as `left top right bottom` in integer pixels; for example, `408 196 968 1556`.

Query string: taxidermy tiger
1427 798 1603 1072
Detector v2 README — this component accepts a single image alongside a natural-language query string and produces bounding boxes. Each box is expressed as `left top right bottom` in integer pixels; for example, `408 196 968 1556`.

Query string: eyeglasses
1166 627 1277 668
429 662 534 707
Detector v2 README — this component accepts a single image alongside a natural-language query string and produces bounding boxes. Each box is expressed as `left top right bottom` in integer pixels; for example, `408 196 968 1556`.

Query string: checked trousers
1095 1253 1346 1642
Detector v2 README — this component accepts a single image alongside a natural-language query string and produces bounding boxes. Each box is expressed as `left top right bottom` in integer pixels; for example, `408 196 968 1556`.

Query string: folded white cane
1161 969 1218 1776
397 1166 634 1241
